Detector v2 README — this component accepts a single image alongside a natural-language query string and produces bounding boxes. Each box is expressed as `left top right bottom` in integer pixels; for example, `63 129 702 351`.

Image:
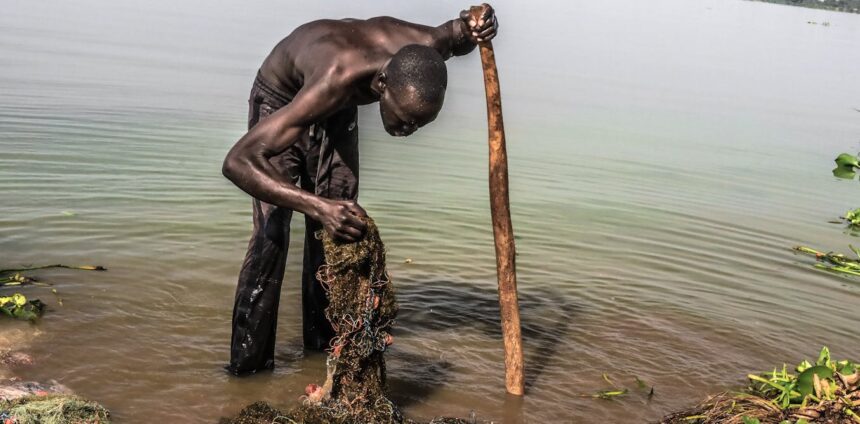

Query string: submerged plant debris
660 347 859 424
0 394 110 424
223 218 470 424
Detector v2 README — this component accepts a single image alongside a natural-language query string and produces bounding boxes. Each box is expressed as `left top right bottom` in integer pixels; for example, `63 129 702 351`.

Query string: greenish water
1 0 859 422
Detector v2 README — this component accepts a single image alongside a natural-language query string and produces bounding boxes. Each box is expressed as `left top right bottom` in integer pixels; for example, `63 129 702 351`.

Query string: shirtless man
222 4 498 376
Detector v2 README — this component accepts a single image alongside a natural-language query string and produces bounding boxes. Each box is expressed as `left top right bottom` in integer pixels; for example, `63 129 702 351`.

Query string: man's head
377 45 447 137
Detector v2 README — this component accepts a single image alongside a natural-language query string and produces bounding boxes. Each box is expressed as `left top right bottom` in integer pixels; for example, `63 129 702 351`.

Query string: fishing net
291 216 400 423
223 217 470 424
0 394 110 424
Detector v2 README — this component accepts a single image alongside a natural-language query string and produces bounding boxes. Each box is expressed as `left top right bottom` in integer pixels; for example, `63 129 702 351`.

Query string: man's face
379 87 443 137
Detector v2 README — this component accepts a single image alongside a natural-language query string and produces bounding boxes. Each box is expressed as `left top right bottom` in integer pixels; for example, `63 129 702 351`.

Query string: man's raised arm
222 78 367 241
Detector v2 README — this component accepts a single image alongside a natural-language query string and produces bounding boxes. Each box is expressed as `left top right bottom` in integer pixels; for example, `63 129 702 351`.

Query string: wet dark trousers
228 72 360 375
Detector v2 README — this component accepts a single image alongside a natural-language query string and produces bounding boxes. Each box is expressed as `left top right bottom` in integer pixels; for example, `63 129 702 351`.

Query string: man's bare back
260 17 454 103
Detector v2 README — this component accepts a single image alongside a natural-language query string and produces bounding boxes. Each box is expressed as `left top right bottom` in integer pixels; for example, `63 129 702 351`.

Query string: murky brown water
1 0 859 422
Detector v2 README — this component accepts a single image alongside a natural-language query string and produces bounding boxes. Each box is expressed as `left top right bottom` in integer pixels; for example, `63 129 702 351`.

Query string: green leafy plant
835 153 860 168
0 293 45 321
833 153 860 179
746 347 859 422
845 208 860 226
662 348 858 423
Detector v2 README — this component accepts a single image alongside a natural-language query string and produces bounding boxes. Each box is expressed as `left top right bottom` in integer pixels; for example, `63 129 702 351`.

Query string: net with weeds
293 217 400 423
223 217 471 424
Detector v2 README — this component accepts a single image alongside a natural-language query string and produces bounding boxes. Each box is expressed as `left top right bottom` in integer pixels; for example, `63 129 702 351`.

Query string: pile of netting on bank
222 218 471 424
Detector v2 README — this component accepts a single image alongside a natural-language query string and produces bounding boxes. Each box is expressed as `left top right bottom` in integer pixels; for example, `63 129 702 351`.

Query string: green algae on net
793 245 860 277
222 218 472 424
660 347 860 424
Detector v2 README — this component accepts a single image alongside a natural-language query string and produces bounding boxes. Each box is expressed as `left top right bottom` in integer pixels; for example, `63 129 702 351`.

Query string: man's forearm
224 154 324 219
435 19 476 59
222 128 324 220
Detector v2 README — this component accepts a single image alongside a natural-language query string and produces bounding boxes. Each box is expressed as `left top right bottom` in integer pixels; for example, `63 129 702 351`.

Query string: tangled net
292 217 401 423
223 217 470 424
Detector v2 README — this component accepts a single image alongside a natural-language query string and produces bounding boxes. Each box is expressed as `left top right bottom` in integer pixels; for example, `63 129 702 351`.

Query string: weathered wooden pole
469 5 524 396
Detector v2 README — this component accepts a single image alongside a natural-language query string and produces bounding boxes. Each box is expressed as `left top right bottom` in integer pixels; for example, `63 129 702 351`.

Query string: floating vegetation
0 264 106 321
833 153 860 180
0 294 44 322
0 394 110 424
571 374 654 400
0 264 106 275
660 347 859 424
0 274 39 288
843 209 860 227
793 246 860 277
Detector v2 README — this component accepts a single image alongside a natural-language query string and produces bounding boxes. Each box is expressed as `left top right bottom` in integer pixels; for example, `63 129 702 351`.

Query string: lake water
1 0 859 422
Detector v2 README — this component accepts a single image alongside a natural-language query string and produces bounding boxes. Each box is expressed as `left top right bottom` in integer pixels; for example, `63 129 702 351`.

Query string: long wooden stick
470 5 524 396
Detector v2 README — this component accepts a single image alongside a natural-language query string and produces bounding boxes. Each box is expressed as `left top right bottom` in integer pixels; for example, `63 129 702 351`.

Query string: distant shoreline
749 0 860 14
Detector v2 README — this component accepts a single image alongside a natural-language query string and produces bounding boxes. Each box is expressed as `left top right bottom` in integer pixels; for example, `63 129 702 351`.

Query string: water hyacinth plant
0 293 45 322
661 347 859 424
746 347 859 422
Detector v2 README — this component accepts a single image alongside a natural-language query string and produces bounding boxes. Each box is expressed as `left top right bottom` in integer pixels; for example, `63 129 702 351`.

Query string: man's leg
300 107 360 350
228 200 292 375
301 216 334 350
228 78 298 374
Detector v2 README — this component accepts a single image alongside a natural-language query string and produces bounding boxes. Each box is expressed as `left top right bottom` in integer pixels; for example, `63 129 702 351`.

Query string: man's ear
377 72 387 92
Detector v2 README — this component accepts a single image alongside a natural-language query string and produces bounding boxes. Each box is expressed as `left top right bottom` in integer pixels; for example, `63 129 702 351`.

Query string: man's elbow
221 154 242 184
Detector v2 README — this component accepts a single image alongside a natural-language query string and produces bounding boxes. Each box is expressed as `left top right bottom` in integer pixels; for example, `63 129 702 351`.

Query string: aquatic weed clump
0 394 111 424
660 347 860 424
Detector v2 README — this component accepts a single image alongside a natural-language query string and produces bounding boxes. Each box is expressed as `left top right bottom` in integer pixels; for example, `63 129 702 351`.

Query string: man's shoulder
309 57 375 94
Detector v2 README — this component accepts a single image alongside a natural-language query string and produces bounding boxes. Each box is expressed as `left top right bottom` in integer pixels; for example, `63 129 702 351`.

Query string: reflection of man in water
222 5 498 375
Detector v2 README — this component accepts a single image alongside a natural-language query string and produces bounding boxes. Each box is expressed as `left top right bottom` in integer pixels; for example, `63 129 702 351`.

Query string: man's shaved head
387 44 447 107
379 45 448 137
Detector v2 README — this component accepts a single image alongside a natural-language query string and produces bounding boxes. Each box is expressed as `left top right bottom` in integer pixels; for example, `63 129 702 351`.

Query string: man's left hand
460 3 498 43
